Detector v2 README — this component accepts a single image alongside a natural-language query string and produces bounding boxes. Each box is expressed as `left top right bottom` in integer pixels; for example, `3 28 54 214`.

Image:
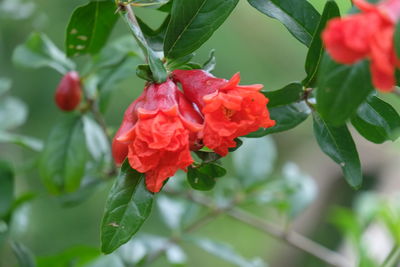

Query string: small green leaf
303 0 340 87
247 102 311 137
164 0 239 58
148 50 167 83
101 161 154 254
263 82 303 108
39 115 87 194
0 160 14 218
12 242 36 267
166 54 194 70
313 113 362 188
66 1 118 57
136 64 154 81
187 163 226 191
0 132 43 152
247 0 320 47
0 96 28 131
203 49 216 72
13 32 75 74
316 56 373 126
351 96 400 144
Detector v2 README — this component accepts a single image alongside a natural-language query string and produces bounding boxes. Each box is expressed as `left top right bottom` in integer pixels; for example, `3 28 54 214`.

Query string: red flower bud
55 71 82 111
112 79 203 192
322 0 400 91
173 70 275 156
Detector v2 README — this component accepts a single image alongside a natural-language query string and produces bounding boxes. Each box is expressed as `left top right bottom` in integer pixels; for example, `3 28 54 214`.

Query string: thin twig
169 190 352 267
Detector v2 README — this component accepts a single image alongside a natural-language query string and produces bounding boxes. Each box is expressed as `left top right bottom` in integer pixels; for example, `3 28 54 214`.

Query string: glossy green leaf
317 56 373 126
0 77 11 96
0 132 43 152
190 237 266 267
187 163 226 191
313 113 362 188
247 102 311 137
0 160 14 218
12 242 36 267
263 82 303 108
0 96 27 131
247 0 320 47
101 161 154 254
395 22 400 59
164 0 239 58
13 32 75 74
39 115 87 194
137 15 170 51
303 0 340 87
351 96 400 144
66 1 118 57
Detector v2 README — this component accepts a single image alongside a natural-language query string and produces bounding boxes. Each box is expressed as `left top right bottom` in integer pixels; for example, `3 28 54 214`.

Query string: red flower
112 80 203 192
173 70 275 156
322 0 400 91
54 71 82 111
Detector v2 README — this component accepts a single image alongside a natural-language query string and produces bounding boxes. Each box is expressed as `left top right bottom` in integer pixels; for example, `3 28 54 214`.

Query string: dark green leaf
313 113 362 188
395 20 400 59
0 96 27 131
303 0 340 87
247 0 320 47
164 0 239 58
247 102 310 137
203 49 216 72
101 161 154 254
194 151 221 163
166 54 194 70
228 138 243 152
0 132 43 152
66 1 118 57
148 50 167 83
13 32 75 74
0 160 14 218
137 15 170 51
351 96 400 144
317 56 374 126
263 82 303 108
12 242 36 267
136 64 154 81
187 163 226 191
39 115 87 194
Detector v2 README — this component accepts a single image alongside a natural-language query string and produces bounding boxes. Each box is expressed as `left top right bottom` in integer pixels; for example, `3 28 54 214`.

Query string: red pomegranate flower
112 80 203 192
54 71 82 111
322 0 400 91
173 70 275 156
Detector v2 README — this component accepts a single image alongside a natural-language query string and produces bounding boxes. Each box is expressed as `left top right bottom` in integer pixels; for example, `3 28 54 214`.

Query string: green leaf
303 0 340 87
247 102 311 137
157 195 186 230
37 246 100 267
83 116 110 161
263 82 303 108
190 237 266 267
164 0 239 59
187 163 226 191
101 161 154 254
13 32 75 74
316 56 373 126
0 77 12 96
0 160 14 218
148 50 168 83
247 0 320 47
0 96 28 131
233 137 276 188
0 132 43 152
351 96 400 144
66 1 118 57
136 64 154 81
39 115 87 194
203 49 216 72
313 113 362 188
137 15 170 52
12 242 36 267
395 22 400 59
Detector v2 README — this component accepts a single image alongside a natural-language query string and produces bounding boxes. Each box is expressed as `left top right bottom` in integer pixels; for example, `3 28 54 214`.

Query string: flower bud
55 71 82 111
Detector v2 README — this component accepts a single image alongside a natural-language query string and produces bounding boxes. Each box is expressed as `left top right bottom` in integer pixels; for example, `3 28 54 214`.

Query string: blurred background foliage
2 0 400 266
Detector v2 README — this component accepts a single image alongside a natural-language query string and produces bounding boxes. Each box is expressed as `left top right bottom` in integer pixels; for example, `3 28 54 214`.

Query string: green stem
382 245 400 267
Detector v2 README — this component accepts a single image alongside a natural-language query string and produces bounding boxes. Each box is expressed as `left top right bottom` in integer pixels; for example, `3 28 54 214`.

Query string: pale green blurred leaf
0 96 28 131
